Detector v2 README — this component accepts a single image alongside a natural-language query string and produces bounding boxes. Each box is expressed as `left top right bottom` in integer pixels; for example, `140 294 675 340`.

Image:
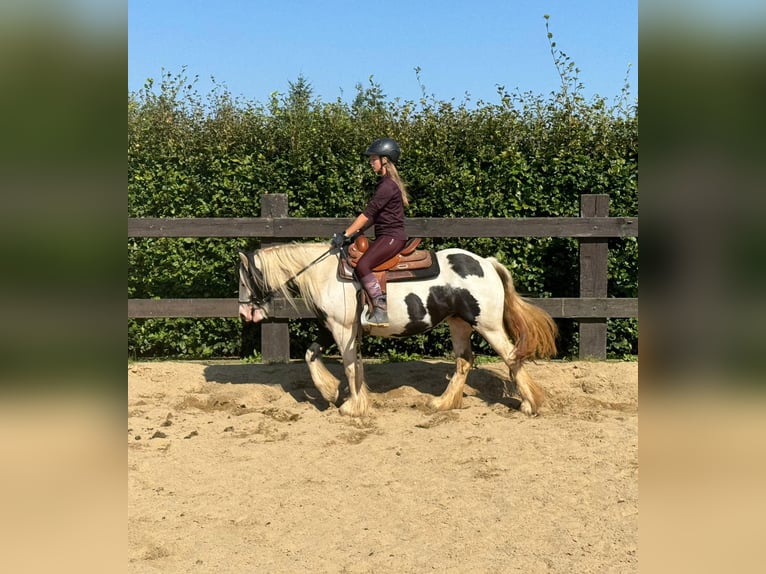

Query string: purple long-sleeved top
362 176 407 241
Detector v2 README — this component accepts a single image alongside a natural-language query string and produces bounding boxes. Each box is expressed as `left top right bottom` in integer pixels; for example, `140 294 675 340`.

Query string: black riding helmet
364 137 401 164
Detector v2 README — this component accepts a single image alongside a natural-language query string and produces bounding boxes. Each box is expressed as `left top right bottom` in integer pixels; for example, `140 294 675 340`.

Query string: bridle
238 247 335 307
238 251 271 307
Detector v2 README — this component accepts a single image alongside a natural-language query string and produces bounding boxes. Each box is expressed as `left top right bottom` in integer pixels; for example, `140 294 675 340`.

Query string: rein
240 246 335 306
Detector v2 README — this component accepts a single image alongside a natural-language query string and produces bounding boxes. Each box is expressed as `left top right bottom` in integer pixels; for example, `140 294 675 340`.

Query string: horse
238 241 557 417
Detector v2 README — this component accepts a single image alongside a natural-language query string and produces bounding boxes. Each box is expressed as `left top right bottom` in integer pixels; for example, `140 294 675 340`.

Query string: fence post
260 194 291 362
579 194 609 359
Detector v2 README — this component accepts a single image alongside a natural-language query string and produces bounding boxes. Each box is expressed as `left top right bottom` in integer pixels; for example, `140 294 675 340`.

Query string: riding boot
360 275 389 327
368 295 389 327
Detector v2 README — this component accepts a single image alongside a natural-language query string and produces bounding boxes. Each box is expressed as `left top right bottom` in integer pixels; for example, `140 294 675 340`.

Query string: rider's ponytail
383 160 410 207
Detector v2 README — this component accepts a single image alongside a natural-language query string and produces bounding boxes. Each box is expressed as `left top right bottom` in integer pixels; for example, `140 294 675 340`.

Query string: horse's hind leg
477 326 544 416
305 343 340 404
509 362 544 416
429 317 473 411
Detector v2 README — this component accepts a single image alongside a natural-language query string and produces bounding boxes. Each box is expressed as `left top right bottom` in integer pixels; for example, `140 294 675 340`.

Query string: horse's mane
256 242 331 309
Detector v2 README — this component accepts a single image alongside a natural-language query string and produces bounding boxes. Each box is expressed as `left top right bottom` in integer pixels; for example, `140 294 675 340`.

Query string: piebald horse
238 242 557 417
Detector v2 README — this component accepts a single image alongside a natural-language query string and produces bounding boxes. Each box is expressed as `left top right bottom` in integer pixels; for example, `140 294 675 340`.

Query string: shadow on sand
203 359 521 411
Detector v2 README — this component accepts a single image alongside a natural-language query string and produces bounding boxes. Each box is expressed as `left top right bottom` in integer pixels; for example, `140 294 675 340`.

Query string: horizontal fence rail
128 216 638 238
128 297 638 320
128 193 638 360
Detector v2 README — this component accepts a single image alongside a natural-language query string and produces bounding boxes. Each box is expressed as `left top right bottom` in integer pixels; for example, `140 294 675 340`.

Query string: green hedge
129 44 637 360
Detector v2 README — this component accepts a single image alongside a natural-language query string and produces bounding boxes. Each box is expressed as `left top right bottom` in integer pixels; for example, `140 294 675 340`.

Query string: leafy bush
129 29 637 360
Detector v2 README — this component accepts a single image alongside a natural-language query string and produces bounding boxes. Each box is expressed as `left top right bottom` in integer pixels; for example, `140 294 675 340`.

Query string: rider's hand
330 232 347 249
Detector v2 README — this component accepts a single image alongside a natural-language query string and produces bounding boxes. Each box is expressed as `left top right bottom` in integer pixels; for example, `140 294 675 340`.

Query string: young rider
331 137 410 326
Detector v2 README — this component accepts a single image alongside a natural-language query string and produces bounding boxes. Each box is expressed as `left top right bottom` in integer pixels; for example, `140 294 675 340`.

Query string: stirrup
363 306 389 327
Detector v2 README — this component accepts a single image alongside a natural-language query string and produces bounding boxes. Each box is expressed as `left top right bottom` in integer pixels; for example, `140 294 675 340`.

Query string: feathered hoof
313 379 339 404
339 401 357 417
519 400 538 417
428 396 462 412
306 343 322 361
304 347 340 404
339 398 368 418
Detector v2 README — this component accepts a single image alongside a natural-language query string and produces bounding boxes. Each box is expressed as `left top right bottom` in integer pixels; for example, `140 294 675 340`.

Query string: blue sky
128 0 637 106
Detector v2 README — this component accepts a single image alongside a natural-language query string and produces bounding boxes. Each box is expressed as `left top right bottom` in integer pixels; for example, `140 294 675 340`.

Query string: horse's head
238 251 271 323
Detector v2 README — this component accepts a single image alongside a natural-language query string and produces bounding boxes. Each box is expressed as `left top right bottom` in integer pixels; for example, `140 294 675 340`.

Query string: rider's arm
344 213 369 238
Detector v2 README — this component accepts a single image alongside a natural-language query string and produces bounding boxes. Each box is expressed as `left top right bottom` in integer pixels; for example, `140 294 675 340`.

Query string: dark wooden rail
128 193 638 360
128 216 636 238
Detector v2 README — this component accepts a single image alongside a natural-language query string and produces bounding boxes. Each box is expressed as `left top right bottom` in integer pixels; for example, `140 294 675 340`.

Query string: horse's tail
489 258 558 364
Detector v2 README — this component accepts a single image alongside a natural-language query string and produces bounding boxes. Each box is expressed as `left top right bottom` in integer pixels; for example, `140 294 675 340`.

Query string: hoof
313 379 339 404
306 343 323 362
428 396 462 412
339 401 357 417
519 400 538 417
339 398 368 418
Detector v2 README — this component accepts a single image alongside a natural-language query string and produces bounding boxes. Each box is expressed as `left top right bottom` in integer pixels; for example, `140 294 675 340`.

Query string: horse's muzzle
239 303 266 323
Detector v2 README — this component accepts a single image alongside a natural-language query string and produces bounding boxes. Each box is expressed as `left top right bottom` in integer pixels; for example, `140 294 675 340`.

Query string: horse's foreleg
339 335 370 417
430 318 473 411
338 353 369 417
328 317 369 417
304 343 340 404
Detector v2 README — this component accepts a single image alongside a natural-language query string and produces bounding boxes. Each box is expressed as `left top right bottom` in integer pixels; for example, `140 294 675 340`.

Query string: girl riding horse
331 137 410 327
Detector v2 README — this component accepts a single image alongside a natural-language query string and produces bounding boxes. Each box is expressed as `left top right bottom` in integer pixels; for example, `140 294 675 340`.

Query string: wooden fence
128 193 638 361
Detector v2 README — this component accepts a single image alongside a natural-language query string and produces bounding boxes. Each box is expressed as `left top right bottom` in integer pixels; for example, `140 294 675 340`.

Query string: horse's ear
238 251 249 269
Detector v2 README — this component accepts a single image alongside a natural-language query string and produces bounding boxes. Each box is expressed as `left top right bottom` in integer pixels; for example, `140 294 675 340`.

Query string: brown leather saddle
337 236 440 294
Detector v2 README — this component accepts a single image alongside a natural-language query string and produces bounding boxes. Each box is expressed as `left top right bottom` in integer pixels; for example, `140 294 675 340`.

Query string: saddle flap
339 258 356 280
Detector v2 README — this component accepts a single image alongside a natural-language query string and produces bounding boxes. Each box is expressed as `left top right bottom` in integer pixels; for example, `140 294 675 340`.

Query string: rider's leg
360 273 388 326
355 237 405 327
